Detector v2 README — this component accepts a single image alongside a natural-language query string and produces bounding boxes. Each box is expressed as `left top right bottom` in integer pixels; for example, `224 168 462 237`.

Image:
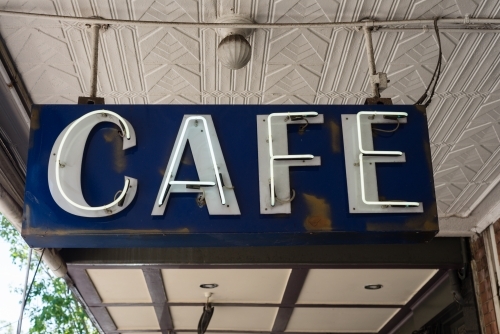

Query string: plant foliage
0 216 97 334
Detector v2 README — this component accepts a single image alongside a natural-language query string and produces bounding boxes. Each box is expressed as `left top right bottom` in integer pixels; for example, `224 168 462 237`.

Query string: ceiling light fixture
216 15 254 70
364 284 383 290
200 283 218 289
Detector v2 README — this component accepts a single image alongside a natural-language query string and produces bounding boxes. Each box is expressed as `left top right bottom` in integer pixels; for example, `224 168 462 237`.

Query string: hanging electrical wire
198 294 214 334
17 248 45 334
373 118 400 133
415 17 442 106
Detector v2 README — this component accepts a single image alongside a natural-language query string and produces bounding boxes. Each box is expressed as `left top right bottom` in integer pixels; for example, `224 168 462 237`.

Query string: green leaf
1 216 98 334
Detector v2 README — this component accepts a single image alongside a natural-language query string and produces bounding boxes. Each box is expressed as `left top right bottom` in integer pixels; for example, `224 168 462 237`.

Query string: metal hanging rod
0 9 499 30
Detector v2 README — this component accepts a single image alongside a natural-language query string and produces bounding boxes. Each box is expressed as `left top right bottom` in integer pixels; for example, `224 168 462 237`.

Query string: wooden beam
143 268 174 332
271 268 309 333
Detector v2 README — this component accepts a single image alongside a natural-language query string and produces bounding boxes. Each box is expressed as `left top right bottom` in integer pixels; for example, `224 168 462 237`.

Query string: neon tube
356 111 407 156
267 112 318 207
158 116 225 206
359 154 419 207
55 110 131 211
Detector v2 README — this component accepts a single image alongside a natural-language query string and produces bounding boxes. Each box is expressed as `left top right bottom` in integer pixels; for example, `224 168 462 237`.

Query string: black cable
197 304 214 334
425 18 442 107
23 248 45 305
415 17 442 106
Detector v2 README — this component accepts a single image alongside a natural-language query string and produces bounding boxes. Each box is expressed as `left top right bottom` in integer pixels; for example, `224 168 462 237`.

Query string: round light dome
217 34 252 70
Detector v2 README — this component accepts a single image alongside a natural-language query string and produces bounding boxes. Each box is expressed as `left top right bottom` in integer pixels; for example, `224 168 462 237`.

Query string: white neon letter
48 110 138 217
341 111 422 214
257 112 323 214
152 115 239 216
356 111 419 208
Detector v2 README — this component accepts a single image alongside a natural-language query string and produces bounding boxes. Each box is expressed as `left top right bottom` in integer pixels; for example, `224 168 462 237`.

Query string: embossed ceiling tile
97 0 135 20
268 30 329 65
446 182 487 213
387 94 415 105
435 180 468 208
264 64 320 95
263 94 316 104
454 121 500 155
0 0 58 20
434 184 457 213
20 64 82 97
119 27 145 92
434 165 471 185
446 36 499 93
472 91 500 121
408 0 460 19
458 36 500 93
429 97 459 137
316 30 354 94
139 27 200 66
149 94 201 104
247 30 268 92
392 33 440 65
437 35 487 93
133 0 199 23
455 0 481 16
431 144 451 169
33 94 77 104
471 150 500 182
201 29 217 92
235 0 257 18
271 0 339 24
1 24 73 69
219 65 235 91
331 33 366 92
474 0 500 18
440 144 488 175
232 67 250 92
433 97 485 144
99 28 137 93
485 162 500 183
64 27 91 95
144 64 201 95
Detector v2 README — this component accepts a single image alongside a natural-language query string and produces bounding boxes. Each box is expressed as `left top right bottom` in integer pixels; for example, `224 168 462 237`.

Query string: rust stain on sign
103 129 127 173
24 226 190 236
366 202 438 232
328 120 341 153
182 151 193 165
303 193 332 231
30 106 40 130
404 202 438 231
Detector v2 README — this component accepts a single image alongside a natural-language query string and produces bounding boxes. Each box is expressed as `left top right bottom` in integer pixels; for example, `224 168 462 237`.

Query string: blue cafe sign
22 104 438 248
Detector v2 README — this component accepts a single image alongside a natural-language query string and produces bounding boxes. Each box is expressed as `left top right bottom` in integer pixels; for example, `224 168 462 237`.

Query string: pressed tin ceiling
0 0 499 234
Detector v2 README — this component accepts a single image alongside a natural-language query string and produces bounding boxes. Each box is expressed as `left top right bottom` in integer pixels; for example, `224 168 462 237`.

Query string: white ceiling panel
161 268 290 303
297 269 438 305
170 306 278 331
87 269 152 303
107 306 159 330
286 307 400 333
